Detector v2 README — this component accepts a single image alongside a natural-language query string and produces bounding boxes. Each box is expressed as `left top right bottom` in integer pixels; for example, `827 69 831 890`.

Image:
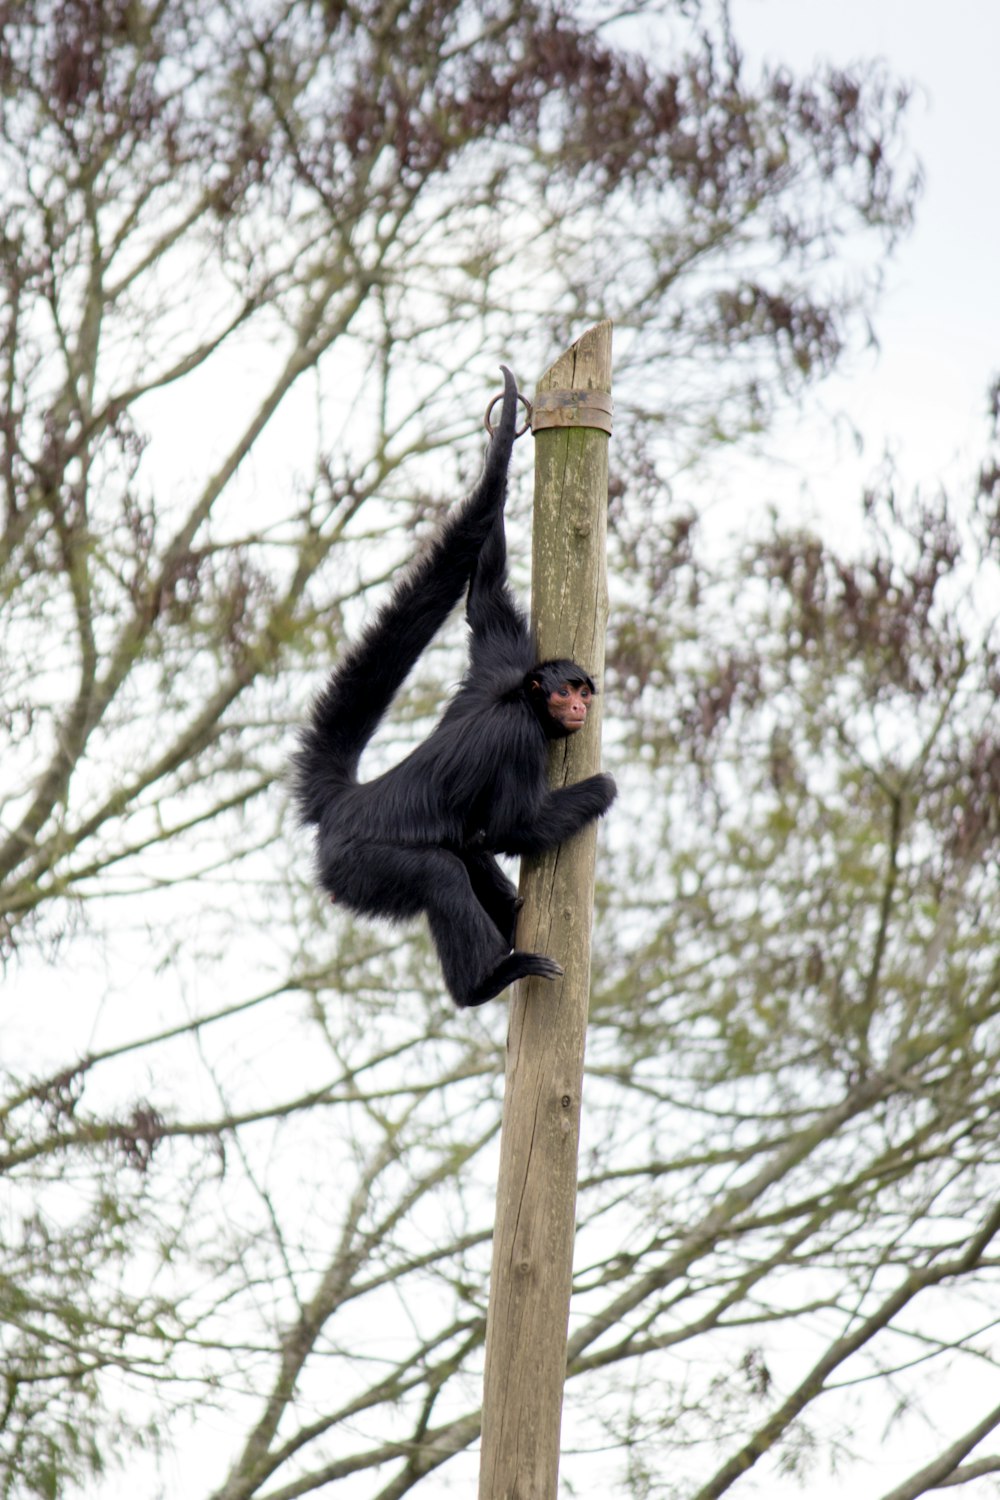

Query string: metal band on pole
529 388 613 435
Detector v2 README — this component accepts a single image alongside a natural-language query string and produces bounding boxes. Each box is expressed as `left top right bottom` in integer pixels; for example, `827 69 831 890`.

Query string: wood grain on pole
478 321 612 1500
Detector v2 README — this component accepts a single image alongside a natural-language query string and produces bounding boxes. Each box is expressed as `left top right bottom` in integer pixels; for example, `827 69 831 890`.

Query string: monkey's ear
529 678 541 693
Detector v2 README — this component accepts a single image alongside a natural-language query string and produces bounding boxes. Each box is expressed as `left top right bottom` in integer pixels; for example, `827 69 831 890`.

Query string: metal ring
484 389 533 439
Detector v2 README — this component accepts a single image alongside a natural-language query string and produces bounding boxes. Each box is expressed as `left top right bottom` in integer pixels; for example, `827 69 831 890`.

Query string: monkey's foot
461 951 564 1007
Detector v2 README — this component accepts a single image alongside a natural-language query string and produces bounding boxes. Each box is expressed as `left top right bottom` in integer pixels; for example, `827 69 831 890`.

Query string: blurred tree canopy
0 0 915 955
8 3 1000 1500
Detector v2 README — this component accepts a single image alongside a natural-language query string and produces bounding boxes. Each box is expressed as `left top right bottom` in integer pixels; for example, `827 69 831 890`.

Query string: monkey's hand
579 772 617 817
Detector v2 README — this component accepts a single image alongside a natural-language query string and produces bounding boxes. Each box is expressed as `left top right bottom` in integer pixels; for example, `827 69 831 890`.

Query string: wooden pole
478 321 613 1500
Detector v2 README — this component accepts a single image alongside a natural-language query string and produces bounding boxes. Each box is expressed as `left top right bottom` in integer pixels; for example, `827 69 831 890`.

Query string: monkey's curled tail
293 367 519 825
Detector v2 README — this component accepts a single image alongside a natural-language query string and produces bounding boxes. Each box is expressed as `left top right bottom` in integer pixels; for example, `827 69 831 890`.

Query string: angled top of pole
531 319 614 432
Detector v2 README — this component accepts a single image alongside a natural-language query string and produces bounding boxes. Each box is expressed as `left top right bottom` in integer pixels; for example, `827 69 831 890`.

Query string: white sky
728 0 1000 525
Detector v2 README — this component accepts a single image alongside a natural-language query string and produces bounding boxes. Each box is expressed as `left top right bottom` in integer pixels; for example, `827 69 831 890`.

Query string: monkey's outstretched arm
465 501 531 676
294 369 519 816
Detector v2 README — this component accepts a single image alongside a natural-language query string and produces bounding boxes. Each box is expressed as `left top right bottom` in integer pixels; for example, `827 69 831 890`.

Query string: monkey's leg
425 852 559 1008
461 850 523 946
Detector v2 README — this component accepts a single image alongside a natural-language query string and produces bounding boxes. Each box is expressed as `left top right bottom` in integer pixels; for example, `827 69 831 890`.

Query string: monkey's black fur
294 366 617 1007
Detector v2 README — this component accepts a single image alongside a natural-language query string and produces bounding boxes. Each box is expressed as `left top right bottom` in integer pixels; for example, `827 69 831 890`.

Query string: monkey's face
527 660 597 738
545 681 592 733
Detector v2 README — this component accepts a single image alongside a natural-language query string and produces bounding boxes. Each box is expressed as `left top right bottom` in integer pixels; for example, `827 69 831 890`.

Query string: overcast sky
727 0 999 525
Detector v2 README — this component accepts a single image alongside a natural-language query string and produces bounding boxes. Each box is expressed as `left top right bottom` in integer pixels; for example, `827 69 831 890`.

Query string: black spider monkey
294 366 617 1007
